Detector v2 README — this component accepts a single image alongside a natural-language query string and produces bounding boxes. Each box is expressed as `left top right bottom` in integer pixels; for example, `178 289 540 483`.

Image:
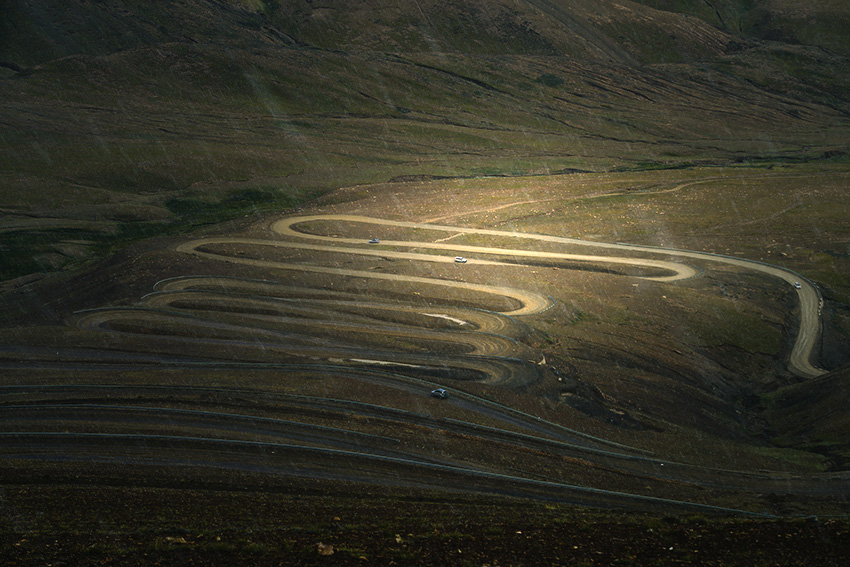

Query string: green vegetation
0 229 107 282
164 187 315 225
535 73 564 87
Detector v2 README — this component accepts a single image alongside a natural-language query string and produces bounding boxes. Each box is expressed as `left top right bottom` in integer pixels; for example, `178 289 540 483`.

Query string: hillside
2 0 850 282
634 0 850 54
2 2 850 563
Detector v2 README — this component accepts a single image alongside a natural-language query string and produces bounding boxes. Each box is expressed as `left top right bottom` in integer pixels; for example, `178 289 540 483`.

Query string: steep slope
633 0 850 55
1 0 736 66
262 0 734 64
763 366 850 469
0 0 297 69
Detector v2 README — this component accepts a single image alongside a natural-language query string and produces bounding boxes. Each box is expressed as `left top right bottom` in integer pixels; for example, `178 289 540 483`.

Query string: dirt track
0 210 838 515
273 214 824 377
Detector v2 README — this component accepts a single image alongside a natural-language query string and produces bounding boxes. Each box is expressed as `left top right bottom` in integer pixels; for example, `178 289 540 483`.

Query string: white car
431 388 449 399
454 256 467 263
794 281 802 289
369 238 380 244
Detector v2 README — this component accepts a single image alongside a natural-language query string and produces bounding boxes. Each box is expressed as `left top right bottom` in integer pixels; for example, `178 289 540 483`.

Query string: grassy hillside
2 0 849 282
634 0 850 55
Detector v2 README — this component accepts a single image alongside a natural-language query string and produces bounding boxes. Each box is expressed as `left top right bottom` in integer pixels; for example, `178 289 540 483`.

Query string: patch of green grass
0 180 325 281
665 288 782 355
164 186 307 225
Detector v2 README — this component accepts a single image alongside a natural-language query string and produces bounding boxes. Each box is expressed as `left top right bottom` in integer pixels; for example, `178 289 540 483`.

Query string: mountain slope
1 0 737 66
0 0 849 283
260 0 734 64
1 0 850 528
633 0 850 54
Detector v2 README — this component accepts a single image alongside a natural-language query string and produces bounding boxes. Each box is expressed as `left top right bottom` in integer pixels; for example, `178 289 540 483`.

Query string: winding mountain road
2 210 836 515
266 214 825 377
76 212 825 385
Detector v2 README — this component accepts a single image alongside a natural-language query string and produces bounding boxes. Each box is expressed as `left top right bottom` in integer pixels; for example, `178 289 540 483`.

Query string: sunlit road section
271 215 699 283
270 215 825 378
627 248 825 378
175 237 553 317
78 213 825 378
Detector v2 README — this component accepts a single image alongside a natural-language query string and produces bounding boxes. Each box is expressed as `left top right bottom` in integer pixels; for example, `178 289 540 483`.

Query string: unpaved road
0 211 838 516
78 213 825 380
267 214 825 377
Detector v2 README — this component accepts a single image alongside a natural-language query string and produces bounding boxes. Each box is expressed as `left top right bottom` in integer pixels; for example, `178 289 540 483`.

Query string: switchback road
268 214 825 377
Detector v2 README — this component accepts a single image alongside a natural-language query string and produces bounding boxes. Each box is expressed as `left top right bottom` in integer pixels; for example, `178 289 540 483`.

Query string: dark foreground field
3 478 850 566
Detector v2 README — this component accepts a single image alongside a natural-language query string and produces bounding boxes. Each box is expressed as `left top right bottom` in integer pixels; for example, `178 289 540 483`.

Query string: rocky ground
2 481 849 566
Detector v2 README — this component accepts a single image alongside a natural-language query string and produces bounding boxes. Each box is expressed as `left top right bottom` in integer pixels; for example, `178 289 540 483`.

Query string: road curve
76 213 825 380
175 238 554 317
270 214 825 377
271 215 699 283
